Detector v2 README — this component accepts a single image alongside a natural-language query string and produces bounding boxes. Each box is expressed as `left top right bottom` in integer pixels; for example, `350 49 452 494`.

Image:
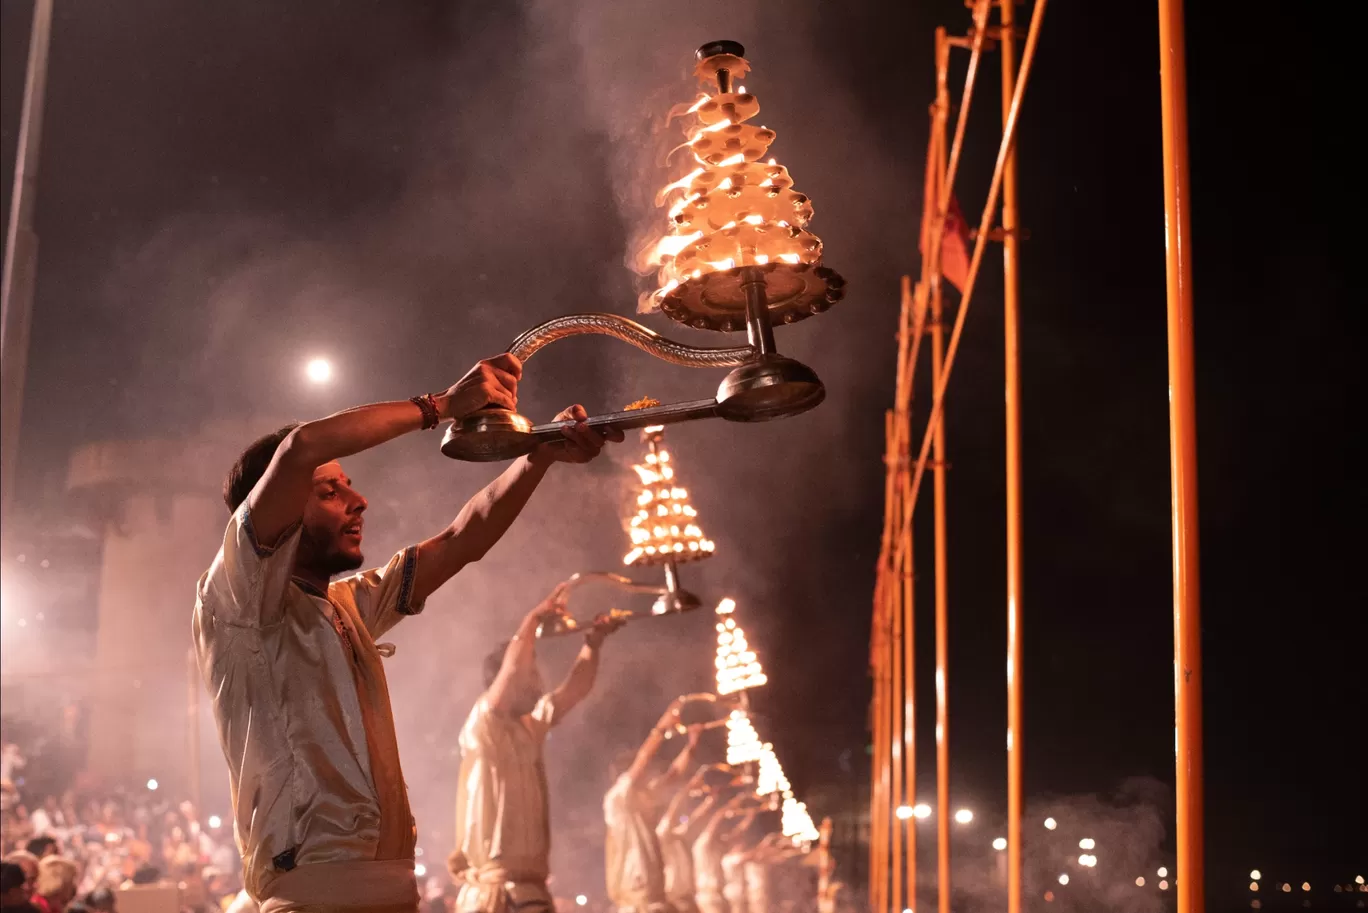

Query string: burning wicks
639 44 825 312
623 426 715 567
713 596 816 844
714 598 767 695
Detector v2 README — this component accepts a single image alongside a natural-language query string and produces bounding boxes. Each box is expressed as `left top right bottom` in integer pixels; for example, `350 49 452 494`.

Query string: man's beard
301 526 365 578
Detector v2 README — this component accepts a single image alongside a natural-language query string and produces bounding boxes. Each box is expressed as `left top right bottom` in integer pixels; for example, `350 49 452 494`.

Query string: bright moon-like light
1079 837 1096 850
1158 867 1168 878
1044 817 1057 830
1159 880 1170 891
146 779 159 791
305 357 333 384
575 896 588 907
1135 877 1146 887
208 815 222 829
954 808 974 824
913 803 932 819
1058 874 1070 886
895 805 914 820
414 863 426 878
993 837 1007 851
1251 870 1262 881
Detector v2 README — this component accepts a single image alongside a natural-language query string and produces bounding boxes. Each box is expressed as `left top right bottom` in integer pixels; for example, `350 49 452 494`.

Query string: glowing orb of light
895 805 915 821
1058 874 1069 886
208 815 222 829
913 803 932 819
1079 837 1096 850
305 357 333 384
1136 877 1146 887
1158 867 1168 878
1251 870 1262 881
1044 817 1057 830
575 897 588 907
954 808 974 824
992 837 1007 851
146 779 159 791
414 863 426 878
1160 880 1170 891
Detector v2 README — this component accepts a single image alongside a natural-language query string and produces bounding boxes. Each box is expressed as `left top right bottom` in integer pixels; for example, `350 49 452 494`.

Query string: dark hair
223 424 301 513
130 864 161 886
24 835 57 857
0 861 25 893
483 642 510 688
84 887 117 912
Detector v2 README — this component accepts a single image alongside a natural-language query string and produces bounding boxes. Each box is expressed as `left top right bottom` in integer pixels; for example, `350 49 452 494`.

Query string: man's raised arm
410 403 624 604
247 355 523 547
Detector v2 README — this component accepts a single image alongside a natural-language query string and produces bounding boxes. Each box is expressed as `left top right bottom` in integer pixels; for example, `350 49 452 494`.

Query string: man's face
299 461 368 578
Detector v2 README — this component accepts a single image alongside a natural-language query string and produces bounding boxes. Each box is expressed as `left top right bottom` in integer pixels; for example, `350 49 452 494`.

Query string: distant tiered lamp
441 39 845 462
537 424 713 637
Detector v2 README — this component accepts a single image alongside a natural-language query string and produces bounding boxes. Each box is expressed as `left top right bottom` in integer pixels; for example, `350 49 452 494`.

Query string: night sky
1 0 1359 908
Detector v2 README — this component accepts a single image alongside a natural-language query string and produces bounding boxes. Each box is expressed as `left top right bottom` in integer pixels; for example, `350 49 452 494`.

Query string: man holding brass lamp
194 353 621 913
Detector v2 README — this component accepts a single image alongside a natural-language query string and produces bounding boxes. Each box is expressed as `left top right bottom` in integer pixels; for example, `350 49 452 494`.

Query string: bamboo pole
931 32 953 913
893 0 1048 546
1157 0 1205 909
997 2 1026 911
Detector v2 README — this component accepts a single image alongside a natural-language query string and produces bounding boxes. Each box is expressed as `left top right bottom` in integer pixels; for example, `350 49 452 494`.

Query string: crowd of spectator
1 741 256 913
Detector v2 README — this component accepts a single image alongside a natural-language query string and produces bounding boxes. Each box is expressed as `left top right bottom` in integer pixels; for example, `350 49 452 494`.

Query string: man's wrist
433 392 456 422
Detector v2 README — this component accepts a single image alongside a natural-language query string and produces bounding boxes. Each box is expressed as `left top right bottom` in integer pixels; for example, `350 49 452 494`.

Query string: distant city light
1079 854 1097 868
1079 838 1096 850
1281 884 1291 893
146 779 159 791
1158 867 1168 878
1356 876 1365 885
914 803 932 819
1159 880 1170 891
954 808 974 824
305 357 333 384
1302 883 1311 892
895 805 915 820
414 863 426 878
1044 817 1057 830
576 897 588 907
1135 877 1146 887
208 815 222 829
993 837 1007 851
1058 874 1070 886
1251 870 1262 881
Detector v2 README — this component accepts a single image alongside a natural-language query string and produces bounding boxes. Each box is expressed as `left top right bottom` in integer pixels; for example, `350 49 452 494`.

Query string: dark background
1 0 1359 907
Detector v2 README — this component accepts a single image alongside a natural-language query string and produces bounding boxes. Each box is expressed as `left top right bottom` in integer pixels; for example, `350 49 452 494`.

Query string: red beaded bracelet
410 393 440 430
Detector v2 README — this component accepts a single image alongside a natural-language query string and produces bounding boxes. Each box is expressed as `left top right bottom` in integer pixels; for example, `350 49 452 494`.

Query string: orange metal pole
1157 0 1205 910
930 29 953 913
891 529 904 911
998 3 1025 913
902 526 916 911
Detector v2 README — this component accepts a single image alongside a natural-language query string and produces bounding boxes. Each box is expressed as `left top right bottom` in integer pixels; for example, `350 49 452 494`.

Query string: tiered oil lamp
441 39 845 462
537 424 711 637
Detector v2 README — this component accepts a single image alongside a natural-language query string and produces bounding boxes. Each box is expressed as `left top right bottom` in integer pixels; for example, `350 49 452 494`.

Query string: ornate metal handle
507 312 756 368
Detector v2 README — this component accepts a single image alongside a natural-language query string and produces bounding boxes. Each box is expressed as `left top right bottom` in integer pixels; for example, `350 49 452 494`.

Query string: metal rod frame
870 2 1205 912
868 0 1048 909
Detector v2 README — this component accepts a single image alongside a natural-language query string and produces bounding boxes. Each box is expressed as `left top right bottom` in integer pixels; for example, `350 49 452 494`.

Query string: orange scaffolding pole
997 1 1026 911
1157 0 1205 910
930 29 953 913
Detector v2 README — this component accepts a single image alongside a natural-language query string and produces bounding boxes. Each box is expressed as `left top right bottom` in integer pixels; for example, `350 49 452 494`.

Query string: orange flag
919 196 973 292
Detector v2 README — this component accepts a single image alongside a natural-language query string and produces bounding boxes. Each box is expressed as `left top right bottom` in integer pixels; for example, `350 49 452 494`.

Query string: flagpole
1157 0 1205 909
1 0 55 526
